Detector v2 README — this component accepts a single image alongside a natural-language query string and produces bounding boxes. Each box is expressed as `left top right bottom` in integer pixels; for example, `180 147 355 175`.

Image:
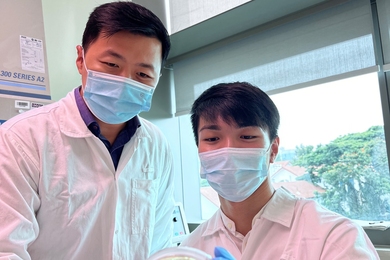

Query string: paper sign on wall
20 35 45 73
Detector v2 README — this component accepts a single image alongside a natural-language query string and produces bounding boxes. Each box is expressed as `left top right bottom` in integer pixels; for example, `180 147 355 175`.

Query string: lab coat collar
58 89 96 138
201 187 297 238
202 209 226 237
255 187 297 228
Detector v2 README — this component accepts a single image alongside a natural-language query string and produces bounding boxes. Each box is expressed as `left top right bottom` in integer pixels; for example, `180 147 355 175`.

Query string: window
271 73 390 221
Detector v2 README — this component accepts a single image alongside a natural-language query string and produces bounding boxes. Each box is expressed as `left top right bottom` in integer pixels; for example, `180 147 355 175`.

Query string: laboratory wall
41 0 109 101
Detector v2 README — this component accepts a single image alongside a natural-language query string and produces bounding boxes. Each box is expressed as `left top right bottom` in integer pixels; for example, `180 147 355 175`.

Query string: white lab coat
0 90 175 260
181 188 379 260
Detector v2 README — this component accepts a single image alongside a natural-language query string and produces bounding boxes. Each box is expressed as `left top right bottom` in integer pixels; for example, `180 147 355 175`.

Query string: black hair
82 1 170 65
190 82 280 146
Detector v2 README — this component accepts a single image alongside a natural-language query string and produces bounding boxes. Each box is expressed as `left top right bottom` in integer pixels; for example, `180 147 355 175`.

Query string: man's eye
138 72 152 78
204 137 219 142
104 62 118 68
241 135 256 139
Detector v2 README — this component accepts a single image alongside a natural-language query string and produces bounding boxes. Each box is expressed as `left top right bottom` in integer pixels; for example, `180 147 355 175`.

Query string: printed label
15 100 30 109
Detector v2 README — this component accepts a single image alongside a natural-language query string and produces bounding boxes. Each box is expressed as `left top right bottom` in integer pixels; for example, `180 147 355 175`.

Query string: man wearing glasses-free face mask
0 2 175 259
180 82 379 260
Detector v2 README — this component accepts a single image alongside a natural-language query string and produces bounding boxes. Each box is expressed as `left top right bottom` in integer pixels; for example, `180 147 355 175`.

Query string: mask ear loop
81 48 89 73
80 47 90 95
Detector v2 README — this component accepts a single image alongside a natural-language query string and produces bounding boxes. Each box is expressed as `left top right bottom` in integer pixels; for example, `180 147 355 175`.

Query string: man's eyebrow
102 50 126 61
101 50 157 72
199 124 220 132
136 62 156 71
239 125 259 129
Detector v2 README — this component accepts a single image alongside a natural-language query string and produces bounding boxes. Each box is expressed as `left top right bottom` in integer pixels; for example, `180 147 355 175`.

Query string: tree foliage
293 126 390 220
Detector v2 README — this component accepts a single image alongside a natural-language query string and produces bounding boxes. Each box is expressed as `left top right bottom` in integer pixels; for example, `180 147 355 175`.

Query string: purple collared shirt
74 87 140 170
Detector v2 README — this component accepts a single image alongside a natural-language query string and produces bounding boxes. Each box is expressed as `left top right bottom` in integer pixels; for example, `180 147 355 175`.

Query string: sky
270 73 384 150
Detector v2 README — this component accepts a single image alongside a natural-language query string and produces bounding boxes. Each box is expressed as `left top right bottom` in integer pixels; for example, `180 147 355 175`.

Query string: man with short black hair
181 81 379 259
0 2 174 259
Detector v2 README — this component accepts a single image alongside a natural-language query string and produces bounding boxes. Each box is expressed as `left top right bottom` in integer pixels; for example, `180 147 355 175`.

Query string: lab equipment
172 202 190 245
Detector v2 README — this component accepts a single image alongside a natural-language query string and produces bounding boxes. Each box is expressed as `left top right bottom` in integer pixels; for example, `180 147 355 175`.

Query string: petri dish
147 246 212 260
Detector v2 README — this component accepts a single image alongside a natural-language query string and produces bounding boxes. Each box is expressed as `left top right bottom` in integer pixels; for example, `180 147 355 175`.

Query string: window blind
172 0 376 116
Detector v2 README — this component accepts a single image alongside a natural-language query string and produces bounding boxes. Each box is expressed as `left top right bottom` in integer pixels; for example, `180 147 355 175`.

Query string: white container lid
147 246 212 260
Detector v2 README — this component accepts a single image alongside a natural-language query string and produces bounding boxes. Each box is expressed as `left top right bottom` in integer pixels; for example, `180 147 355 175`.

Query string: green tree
293 126 390 220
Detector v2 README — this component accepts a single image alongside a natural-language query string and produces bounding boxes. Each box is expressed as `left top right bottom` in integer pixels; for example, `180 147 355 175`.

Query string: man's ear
270 136 280 163
75 45 84 74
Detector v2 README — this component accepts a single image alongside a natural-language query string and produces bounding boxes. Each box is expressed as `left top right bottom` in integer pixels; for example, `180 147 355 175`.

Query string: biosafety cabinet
0 0 52 125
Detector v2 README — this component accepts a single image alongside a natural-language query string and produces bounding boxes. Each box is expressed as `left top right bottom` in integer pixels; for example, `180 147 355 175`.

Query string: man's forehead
199 114 234 125
199 116 265 131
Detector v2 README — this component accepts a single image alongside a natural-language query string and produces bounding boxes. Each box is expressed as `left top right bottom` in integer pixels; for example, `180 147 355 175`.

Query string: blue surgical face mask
82 55 155 124
199 147 270 202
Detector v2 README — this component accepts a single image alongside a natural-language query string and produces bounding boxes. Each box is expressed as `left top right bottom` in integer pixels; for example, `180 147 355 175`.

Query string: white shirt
0 90 175 260
180 188 379 260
